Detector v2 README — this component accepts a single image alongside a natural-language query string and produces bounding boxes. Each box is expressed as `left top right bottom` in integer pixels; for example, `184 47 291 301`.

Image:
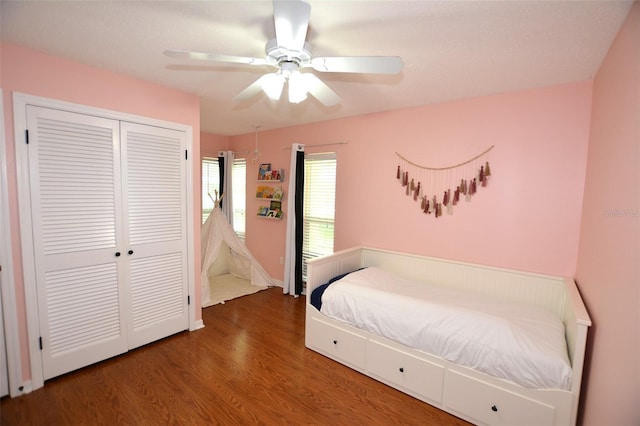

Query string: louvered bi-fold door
26 106 128 380
26 107 189 381
121 122 188 349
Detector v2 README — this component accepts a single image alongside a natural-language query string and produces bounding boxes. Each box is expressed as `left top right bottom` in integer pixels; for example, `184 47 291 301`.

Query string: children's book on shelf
265 200 283 219
266 209 283 218
273 186 283 200
258 163 271 180
257 206 269 216
256 185 275 199
266 210 283 219
269 200 281 211
268 169 282 180
257 165 283 181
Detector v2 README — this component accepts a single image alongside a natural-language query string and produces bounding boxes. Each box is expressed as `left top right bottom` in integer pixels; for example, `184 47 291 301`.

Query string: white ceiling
1 1 633 136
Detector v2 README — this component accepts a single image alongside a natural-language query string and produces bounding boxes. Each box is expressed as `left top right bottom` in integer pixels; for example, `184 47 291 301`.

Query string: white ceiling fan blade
308 56 404 74
303 74 341 107
273 0 310 52
164 49 269 66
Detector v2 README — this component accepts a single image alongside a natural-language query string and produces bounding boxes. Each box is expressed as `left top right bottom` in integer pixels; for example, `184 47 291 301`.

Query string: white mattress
320 267 572 390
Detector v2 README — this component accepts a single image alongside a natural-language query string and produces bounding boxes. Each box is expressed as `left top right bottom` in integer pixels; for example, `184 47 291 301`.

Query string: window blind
201 157 219 223
232 158 246 240
303 153 336 278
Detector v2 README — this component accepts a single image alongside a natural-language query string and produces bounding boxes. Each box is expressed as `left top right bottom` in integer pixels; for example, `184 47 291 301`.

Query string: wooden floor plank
1 288 470 425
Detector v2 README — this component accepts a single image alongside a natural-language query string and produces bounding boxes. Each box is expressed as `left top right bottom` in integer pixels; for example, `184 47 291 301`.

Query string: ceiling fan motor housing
265 38 312 71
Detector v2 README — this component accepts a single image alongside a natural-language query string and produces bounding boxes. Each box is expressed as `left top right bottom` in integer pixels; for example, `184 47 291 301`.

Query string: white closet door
0 287 8 397
26 106 128 380
121 122 189 349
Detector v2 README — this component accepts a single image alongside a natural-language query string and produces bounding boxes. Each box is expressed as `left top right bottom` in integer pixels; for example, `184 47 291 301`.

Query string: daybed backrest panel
306 246 363 291
361 247 567 318
561 278 592 366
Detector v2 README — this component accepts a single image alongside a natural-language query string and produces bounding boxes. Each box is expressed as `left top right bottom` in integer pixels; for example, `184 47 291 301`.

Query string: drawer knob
491 405 498 412
333 340 337 345
399 367 404 373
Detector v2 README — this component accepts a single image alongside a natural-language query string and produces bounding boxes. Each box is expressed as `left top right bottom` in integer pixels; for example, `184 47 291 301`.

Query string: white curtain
284 143 304 296
218 150 234 227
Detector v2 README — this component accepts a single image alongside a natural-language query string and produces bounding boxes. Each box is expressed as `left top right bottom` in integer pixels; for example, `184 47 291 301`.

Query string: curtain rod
283 141 348 150
218 150 250 155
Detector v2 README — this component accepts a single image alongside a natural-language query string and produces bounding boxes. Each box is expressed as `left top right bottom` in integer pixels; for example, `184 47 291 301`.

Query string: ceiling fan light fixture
288 70 308 103
262 73 285 100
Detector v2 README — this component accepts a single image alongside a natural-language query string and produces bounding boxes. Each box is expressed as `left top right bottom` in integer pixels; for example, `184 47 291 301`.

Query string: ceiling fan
164 0 404 106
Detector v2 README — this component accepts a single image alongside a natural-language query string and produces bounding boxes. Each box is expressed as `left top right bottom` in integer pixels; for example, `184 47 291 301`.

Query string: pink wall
232 82 592 281
201 133 230 157
575 4 640 425
1 43 201 383
224 133 293 281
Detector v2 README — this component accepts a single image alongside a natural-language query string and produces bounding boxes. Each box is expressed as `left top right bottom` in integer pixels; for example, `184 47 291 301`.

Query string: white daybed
305 246 591 426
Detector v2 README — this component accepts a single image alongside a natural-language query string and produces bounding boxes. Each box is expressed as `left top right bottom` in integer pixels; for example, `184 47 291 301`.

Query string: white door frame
1 88 25 397
13 92 198 391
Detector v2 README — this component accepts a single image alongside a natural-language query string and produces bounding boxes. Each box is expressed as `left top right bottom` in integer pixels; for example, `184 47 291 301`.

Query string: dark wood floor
1 288 469 425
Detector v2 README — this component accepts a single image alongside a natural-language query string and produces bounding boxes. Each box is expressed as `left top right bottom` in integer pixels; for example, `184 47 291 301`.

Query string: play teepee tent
201 206 274 307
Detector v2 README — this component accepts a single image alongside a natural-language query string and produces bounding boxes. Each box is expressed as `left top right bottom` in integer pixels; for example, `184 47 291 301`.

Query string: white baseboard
191 319 205 331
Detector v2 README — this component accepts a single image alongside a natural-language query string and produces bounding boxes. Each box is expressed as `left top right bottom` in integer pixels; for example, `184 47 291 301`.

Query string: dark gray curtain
284 144 304 296
218 154 225 208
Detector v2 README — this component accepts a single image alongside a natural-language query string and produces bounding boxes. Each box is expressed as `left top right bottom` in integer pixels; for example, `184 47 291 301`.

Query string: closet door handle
491 405 498 412
128 250 134 255
115 252 121 257
399 367 404 373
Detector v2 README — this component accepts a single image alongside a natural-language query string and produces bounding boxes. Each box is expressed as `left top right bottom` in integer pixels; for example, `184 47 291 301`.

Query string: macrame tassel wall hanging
395 145 494 219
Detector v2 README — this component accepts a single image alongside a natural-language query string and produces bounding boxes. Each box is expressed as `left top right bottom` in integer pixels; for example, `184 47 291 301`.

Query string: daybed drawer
308 317 367 370
443 370 555 426
367 340 444 403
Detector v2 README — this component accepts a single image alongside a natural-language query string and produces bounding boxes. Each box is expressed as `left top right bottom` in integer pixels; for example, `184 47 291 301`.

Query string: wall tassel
395 145 494 220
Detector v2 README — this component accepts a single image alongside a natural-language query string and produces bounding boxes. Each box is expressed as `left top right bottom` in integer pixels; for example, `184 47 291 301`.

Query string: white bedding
320 267 572 390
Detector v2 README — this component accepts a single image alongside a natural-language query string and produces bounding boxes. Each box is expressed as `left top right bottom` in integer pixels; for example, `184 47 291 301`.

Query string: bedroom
1 2 638 425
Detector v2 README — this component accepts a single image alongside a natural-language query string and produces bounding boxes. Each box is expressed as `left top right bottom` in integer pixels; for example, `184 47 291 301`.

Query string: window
201 157 219 224
201 156 246 239
231 158 246 240
303 153 337 278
